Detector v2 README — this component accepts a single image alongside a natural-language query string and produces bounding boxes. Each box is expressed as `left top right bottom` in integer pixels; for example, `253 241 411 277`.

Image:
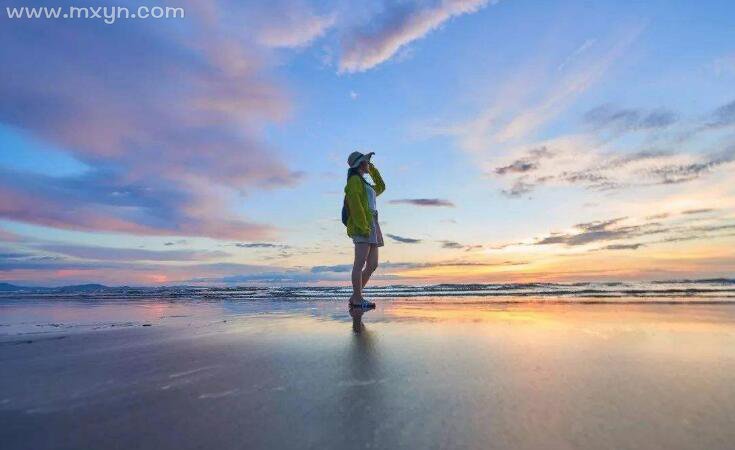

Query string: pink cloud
0 169 275 240
339 0 493 73
255 1 336 48
0 1 303 240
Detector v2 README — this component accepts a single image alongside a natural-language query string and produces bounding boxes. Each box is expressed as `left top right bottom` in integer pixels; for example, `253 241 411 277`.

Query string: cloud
647 153 735 185
500 180 535 198
681 208 716 215
389 198 455 207
255 2 336 48
386 233 422 243
0 257 121 273
499 28 643 145
211 272 330 283
0 252 33 260
706 99 735 128
557 39 596 71
533 217 666 246
713 54 735 77
234 242 287 248
583 104 678 133
441 240 464 249
6 248 542 285
0 227 22 242
495 161 536 174
142 260 528 285
0 169 275 240
0 253 321 285
489 132 735 197
0 246 199 273
311 264 351 273
493 147 555 196
0 1 301 239
426 25 645 155
425 26 733 209
494 147 553 174
339 0 493 73
601 243 645 250
36 244 229 262
523 213 735 251
310 259 526 274
397 259 527 268
0 250 65 270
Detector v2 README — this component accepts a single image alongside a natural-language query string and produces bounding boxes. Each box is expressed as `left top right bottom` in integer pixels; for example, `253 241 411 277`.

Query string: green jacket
345 164 386 237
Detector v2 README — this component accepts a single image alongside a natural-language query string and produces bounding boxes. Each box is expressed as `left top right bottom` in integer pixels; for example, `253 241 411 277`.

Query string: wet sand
2 298 735 449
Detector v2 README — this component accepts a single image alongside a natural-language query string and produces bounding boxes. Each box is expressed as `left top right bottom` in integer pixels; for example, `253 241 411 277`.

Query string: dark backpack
341 196 349 226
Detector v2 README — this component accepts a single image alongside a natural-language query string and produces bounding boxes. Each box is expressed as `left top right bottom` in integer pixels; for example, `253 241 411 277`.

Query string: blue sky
1 0 734 285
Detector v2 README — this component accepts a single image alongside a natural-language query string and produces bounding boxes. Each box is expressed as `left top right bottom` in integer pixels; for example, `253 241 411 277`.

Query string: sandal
349 300 376 309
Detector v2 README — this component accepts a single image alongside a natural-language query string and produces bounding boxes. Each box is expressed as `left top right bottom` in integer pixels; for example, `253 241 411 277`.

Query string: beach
2 296 735 450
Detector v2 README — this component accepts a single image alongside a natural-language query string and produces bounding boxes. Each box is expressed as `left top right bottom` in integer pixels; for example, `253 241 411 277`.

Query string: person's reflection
350 306 368 333
337 306 383 445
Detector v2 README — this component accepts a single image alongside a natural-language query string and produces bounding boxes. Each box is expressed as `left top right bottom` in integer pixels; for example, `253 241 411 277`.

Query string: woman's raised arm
368 163 385 196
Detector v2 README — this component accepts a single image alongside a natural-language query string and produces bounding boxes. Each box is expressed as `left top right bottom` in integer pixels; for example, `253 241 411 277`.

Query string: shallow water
2 298 735 449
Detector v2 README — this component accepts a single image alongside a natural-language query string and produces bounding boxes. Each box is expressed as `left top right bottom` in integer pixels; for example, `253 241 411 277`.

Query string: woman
344 151 385 308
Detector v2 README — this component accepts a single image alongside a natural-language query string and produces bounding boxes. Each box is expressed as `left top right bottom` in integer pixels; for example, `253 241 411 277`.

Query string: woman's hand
367 161 385 195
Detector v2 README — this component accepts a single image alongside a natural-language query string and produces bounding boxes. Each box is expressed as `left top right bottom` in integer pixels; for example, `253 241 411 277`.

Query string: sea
1 279 734 303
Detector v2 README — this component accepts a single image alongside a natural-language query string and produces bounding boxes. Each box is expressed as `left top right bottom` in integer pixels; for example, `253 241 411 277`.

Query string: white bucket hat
347 151 374 168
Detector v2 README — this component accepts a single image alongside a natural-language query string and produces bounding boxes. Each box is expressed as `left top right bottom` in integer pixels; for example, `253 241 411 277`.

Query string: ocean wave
1 279 734 301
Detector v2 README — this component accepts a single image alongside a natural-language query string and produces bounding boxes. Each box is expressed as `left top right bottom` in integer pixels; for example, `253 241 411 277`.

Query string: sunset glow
1 0 733 286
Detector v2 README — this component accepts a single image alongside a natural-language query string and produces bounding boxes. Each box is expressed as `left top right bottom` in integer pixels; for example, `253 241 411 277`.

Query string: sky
1 0 734 286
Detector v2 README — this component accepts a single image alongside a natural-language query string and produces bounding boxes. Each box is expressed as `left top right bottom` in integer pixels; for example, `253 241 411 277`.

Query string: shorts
352 210 384 247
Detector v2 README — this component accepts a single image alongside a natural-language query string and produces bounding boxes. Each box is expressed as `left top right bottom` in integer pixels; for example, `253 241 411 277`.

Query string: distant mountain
0 282 24 292
54 284 109 293
0 283 110 293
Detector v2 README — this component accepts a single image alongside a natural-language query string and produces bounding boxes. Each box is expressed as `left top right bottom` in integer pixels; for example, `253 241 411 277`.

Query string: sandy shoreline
2 299 735 449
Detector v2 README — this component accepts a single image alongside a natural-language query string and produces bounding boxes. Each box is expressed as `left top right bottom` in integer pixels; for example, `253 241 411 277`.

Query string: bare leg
350 243 370 304
361 244 379 288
